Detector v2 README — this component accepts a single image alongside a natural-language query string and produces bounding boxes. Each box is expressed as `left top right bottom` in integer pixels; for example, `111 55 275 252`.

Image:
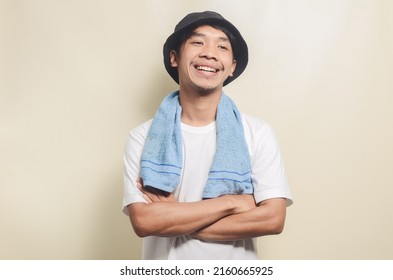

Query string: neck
178 89 222 126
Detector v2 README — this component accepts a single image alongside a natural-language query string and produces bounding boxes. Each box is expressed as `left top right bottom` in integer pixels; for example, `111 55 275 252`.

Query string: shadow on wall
90 173 142 260
91 70 176 260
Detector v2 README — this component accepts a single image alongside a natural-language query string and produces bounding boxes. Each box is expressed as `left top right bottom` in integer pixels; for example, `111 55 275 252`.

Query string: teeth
196 66 217 73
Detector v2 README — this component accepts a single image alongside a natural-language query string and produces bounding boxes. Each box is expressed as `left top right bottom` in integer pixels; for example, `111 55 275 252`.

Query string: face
170 25 237 94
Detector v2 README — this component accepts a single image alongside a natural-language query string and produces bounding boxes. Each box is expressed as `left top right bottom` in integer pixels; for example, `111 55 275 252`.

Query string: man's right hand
136 177 176 203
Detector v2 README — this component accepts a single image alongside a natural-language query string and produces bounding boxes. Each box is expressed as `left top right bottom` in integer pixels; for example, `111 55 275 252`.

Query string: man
123 11 293 259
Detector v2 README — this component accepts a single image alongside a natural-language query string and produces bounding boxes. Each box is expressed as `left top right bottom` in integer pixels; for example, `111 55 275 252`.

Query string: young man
123 11 293 259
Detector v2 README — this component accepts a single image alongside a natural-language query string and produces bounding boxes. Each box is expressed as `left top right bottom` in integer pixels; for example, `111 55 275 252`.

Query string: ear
170 50 178 67
229 59 237 77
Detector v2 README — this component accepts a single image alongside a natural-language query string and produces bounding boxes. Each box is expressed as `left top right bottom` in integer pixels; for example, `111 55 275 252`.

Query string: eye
218 45 228 50
190 41 203 46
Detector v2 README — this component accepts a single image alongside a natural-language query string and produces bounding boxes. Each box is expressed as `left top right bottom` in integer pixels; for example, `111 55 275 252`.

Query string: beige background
1 0 392 259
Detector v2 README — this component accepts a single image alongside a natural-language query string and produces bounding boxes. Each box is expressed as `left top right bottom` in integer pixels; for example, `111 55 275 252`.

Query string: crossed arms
127 179 287 242
125 121 289 242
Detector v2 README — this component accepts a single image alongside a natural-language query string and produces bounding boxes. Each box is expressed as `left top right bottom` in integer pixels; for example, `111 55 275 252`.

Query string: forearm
128 196 237 238
192 198 287 241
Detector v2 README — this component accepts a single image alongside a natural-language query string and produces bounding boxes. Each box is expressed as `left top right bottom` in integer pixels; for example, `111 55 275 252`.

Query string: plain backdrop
1 0 392 259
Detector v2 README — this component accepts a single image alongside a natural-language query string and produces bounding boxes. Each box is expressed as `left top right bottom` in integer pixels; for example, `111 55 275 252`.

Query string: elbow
270 220 285 235
257 198 287 236
128 203 157 238
131 221 147 237
133 227 149 238
132 222 175 238
267 215 286 235
131 214 170 238
131 217 152 238
264 199 287 235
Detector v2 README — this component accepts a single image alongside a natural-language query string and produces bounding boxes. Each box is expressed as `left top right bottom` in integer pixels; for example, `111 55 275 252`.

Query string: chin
193 85 220 96
192 79 224 94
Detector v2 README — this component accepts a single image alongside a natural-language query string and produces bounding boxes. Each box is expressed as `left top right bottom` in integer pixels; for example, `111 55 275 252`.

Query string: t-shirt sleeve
122 121 151 215
244 116 293 206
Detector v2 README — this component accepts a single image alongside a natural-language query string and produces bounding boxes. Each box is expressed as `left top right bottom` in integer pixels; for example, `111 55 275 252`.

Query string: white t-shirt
123 113 293 259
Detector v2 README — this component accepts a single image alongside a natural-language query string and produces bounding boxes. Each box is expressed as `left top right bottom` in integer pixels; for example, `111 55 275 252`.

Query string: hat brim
163 17 248 86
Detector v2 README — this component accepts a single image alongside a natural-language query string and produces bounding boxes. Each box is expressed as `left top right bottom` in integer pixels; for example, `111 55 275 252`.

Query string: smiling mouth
195 65 219 73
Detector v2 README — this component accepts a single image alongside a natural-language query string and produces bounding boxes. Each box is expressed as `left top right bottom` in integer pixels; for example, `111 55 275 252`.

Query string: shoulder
240 113 281 158
241 113 275 141
241 113 270 129
124 119 153 151
128 119 152 141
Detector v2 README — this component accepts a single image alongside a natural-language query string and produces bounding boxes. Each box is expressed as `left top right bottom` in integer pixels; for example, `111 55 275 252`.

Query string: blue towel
140 91 253 198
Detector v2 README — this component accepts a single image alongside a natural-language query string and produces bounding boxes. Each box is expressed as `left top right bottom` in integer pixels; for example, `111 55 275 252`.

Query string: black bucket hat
163 11 248 86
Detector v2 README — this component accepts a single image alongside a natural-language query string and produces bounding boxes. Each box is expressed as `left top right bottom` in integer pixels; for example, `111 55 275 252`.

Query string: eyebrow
189 31 230 42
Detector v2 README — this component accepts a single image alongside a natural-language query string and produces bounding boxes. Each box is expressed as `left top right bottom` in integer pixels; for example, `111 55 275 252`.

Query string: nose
199 43 218 60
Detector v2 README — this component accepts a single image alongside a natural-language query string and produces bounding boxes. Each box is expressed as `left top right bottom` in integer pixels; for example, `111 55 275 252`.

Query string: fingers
136 177 153 203
136 177 144 190
142 193 153 204
136 177 176 203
